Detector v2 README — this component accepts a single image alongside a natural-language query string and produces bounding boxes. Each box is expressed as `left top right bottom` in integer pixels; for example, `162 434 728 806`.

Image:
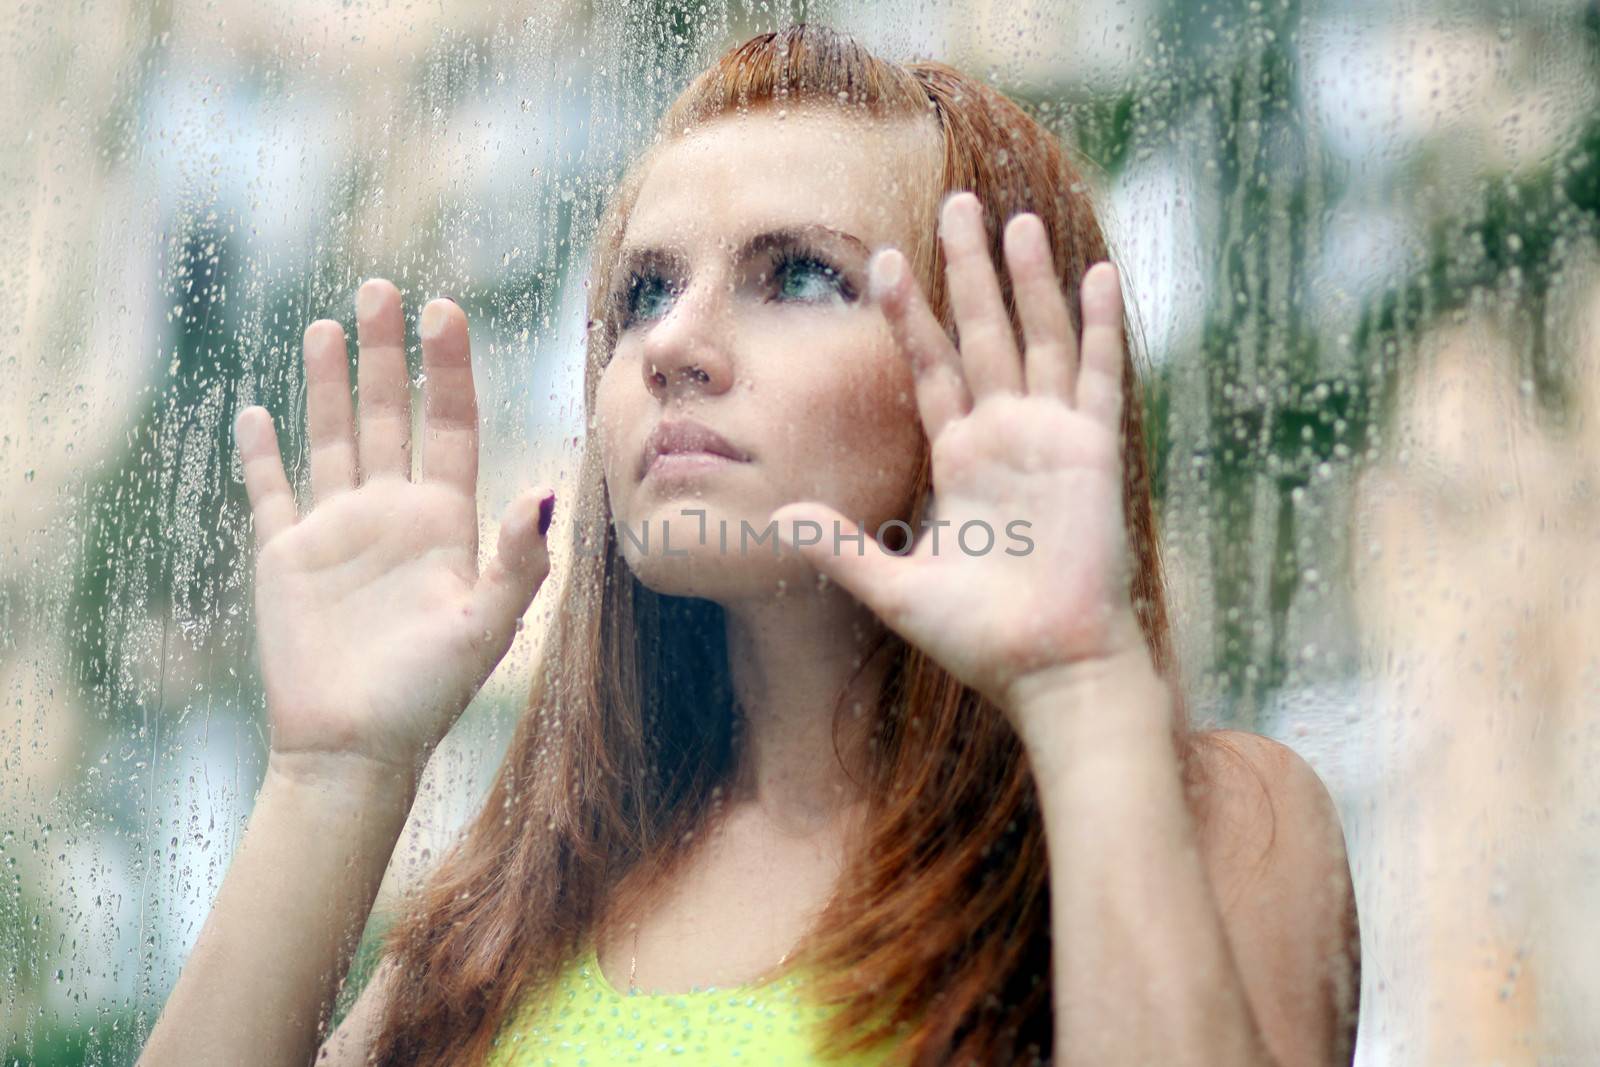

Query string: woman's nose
640 283 734 399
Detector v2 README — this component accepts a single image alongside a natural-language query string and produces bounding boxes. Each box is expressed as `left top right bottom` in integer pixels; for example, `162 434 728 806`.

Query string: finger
418 298 479 497
355 279 412 481
870 248 973 443
940 192 1023 398
1003 213 1077 402
470 489 554 647
303 319 357 502
1076 262 1126 433
235 406 297 548
770 503 912 625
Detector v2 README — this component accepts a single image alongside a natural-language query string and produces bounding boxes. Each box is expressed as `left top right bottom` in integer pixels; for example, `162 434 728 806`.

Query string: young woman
140 23 1359 1067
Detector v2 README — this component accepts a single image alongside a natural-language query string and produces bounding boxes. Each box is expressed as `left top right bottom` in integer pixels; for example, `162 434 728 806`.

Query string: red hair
369 23 1196 1067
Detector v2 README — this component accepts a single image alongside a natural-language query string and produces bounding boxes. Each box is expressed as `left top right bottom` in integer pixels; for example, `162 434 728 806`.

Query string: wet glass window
5 2 1598 1065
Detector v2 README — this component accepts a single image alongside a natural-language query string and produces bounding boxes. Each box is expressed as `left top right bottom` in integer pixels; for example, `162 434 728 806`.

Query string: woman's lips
639 418 750 480
644 451 742 478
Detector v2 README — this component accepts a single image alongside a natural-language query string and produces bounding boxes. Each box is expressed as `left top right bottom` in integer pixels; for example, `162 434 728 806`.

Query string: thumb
471 489 554 646
769 503 909 621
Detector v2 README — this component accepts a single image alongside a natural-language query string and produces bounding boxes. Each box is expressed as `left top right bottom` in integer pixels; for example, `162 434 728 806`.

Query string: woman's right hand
234 279 553 779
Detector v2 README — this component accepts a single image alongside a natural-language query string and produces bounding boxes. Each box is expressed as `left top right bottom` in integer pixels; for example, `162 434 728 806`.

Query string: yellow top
483 942 896 1066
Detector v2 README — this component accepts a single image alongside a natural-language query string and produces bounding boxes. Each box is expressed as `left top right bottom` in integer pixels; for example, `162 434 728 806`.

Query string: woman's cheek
843 330 920 450
786 332 920 514
593 372 640 506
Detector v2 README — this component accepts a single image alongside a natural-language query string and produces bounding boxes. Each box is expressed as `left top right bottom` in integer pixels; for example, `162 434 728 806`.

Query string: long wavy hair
369 23 1204 1067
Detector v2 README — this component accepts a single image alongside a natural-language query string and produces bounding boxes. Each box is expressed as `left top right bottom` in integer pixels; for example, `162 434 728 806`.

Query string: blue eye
612 243 856 334
771 251 856 304
620 270 677 328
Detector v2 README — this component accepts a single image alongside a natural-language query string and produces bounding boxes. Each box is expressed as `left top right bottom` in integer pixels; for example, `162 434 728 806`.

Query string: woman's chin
620 540 823 602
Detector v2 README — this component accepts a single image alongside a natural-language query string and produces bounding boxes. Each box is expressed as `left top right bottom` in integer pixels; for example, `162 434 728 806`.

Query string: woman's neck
720 583 889 834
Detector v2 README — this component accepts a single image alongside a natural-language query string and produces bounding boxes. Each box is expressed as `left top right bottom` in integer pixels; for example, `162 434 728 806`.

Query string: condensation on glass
2 1 1597 1063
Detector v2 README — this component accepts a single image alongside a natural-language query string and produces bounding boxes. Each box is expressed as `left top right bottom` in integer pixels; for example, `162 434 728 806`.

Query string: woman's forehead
623 109 941 252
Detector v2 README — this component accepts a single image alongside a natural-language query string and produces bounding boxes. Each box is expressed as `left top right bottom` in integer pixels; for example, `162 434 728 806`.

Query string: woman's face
594 107 942 601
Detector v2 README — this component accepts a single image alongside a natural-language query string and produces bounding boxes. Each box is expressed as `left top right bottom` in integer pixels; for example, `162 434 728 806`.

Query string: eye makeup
606 248 683 334
607 225 868 334
760 234 861 307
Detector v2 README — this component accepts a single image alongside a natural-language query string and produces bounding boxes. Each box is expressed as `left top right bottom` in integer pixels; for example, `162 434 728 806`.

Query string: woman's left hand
771 192 1151 729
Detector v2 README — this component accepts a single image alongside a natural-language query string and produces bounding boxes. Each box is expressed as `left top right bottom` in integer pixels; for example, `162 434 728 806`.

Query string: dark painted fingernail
537 492 556 537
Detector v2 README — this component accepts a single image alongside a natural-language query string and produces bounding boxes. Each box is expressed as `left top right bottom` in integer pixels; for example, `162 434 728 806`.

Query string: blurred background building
2 0 1597 1062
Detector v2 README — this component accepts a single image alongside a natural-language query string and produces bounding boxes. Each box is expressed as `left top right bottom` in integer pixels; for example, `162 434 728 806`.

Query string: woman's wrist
1003 645 1176 784
266 747 422 810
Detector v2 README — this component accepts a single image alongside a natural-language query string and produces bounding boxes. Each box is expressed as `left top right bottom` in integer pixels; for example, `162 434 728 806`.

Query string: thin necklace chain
627 925 793 994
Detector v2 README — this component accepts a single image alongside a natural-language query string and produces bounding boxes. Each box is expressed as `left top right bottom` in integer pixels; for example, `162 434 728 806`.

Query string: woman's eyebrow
615 223 872 277
611 245 678 291
740 223 871 258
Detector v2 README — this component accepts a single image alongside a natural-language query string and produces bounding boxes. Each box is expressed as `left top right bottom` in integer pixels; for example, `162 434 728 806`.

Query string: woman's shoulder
1186 728 1350 895
1187 728 1332 819
1186 728 1361 1063
315 956 402 1067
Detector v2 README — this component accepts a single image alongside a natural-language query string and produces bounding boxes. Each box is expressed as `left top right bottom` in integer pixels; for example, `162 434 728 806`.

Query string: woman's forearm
137 749 417 1067
1012 654 1273 1067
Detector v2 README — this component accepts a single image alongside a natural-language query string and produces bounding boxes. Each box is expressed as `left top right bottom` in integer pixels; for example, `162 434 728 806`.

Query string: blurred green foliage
1106 0 1595 723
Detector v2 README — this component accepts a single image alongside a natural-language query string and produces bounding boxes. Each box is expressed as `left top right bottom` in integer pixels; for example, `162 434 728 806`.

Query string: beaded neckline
583 942 802 999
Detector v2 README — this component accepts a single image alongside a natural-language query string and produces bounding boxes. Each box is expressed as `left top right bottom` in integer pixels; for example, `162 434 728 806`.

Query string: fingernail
420 301 449 339
356 279 385 320
1006 212 1045 247
1086 262 1118 297
940 191 980 233
537 492 556 537
441 294 461 307
234 407 264 450
870 250 903 300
